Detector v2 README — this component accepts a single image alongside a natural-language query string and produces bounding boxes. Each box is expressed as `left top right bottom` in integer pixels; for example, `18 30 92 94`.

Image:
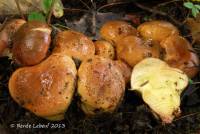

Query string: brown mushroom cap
94 40 115 59
113 60 132 84
53 30 95 61
9 53 77 120
12 21 51 66
77 56 125 115
0 19 26 55
137 20 179 43
116 35 161 67
160 35 199 78
100 20 138 46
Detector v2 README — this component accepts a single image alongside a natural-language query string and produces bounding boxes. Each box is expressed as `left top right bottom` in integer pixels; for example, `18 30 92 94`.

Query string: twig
50 24 62 32
154 0 181 8
97 1 131 12
192 82 200 85
134 2 183 27
183 34 192 38
63 8 89 13
151 0 181 18
134 2 166 16
89 0 96 35
53 23 71 30
173 112 200 122
14 0 25 19
91 10 96 35
79 0 91 10
90 0 96 9
194 47 200 51
47 0 56 25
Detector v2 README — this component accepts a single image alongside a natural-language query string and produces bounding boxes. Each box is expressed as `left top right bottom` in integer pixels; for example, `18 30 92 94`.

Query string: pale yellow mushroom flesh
130 58 188 123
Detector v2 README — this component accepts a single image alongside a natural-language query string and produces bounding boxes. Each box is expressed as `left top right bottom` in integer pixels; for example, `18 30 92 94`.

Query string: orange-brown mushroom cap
94 40 115 59
100 20 138 46
78 56 125 115
137 20 179 43
12 21 51 66
0 19 26 55
53 30 95 61
9 53 77 120
116 35 161 67
160 35 199 78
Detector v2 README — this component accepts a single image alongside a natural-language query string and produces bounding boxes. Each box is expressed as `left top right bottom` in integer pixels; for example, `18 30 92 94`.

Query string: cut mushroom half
130 58 188 123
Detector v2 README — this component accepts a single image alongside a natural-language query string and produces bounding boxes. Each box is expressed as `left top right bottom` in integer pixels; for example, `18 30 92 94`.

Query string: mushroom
77 56 125 115
12 21 52 66
137 20 179 43
160 34 199 78
130 58 188 123
53 30 95 62
113 60 132 84
0 19 26 56
116 35 161 67
100 20 138 46
9 53 77 121
94 40 115 59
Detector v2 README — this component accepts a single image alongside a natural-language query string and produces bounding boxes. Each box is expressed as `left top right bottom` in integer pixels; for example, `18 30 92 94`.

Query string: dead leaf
65 12 139 40
65 12 125 39
0 0 42 15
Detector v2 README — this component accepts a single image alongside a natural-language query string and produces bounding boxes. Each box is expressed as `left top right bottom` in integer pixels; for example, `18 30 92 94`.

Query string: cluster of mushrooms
0 19 199 123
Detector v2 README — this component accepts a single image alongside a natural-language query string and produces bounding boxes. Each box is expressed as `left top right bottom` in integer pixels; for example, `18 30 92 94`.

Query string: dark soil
0 0 200 134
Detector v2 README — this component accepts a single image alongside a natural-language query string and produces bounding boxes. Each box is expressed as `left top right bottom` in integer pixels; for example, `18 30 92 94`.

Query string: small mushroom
12 21 52 66
100 20 138 46
116 35 161 67
0 19 26 55
94 40 115 59
160 34 199 78
9 53 77 121
130 58 188 123
137 20 179 43
77 56 125 115
53 30 95 62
